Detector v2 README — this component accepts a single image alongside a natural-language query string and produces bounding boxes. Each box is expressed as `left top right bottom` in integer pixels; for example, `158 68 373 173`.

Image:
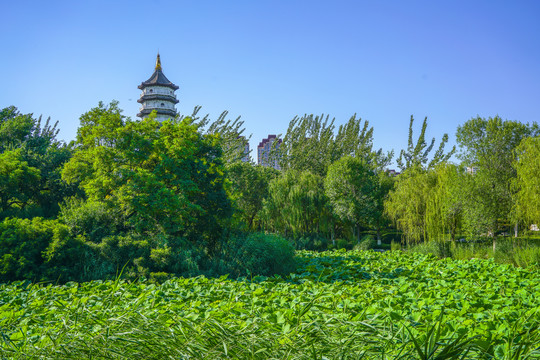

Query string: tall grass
410 238 540 269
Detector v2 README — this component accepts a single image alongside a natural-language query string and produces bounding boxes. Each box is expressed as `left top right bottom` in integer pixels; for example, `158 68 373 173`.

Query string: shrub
43 228 91 282
220 233 296 278
0 217 66 282
335 238 352 250
294 234 328 251
60 198 120 243
353 235 377 251
382 230 402 244
450 243 489 260
511 246 540 268
410 241 451 258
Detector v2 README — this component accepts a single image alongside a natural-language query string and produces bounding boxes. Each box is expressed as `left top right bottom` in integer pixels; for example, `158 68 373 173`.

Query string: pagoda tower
137 53 179 122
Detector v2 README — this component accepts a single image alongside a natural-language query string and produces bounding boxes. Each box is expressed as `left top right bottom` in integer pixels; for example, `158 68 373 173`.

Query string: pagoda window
161 103 165 107
149 89 153 93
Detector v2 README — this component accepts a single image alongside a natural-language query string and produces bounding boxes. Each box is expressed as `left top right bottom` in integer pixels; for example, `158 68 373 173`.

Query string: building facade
238 136 250 162
137 54 179 122
257 135 281 170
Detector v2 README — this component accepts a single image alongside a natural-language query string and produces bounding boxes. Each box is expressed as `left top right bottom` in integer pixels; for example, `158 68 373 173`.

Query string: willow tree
385 166 437 244
424 164 466 242
262 170 332 240
387 115 455 244
513 136 540 227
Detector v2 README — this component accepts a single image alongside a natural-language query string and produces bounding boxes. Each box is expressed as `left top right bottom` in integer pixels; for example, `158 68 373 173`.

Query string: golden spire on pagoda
155 53 162 71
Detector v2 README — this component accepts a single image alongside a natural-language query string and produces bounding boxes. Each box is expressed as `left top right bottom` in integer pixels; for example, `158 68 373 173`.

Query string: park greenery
2 250 540 358
2 102 540 357
2 102 540 282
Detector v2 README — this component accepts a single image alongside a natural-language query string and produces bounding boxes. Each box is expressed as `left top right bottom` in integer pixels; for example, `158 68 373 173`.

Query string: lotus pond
1 250 539 359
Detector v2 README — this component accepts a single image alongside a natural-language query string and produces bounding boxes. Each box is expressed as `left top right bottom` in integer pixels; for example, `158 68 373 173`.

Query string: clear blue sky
2 0 539 165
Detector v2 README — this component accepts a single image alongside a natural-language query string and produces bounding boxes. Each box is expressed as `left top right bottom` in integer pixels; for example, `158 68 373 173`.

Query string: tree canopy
397 116 455 171
456 116 538 244
0 106 74 219
278 114 391 176
62 102 231 249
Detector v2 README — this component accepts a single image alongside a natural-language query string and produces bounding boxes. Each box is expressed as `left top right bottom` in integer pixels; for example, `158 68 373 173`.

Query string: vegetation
456 116 539 250
3 100 540 357
2 250 540 359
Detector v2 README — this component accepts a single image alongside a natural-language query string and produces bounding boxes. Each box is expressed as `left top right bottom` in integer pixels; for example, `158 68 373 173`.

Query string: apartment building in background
257 135 281 170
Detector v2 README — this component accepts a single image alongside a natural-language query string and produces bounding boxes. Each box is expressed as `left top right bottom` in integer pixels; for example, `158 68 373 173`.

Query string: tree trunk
451 217 457 242
248 213 256 230
376 229 381 246
514 223 518 238
492 236 496 253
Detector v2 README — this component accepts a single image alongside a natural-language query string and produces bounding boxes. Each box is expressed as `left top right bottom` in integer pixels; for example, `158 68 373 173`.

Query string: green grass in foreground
1 250 540 359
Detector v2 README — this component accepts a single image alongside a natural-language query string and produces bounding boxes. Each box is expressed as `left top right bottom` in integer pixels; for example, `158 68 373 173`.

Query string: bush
0 217 66 282
294 234 328 251
335 238 353 250
511 246 540 268
353 235 377 251
43 229 91 282
220 233 296 278
382 230 402 244
60 198 120 243
0 215 296 282
410 241 451 258
450 243 489 260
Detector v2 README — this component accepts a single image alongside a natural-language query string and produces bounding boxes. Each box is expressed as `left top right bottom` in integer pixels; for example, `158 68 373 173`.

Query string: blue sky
2 0 539 165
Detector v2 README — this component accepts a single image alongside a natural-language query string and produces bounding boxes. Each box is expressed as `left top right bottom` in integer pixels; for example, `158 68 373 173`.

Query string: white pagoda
137 54 179 122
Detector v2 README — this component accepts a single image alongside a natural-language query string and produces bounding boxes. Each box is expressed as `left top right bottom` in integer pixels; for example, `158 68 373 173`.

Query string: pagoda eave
137 108 177 118
137 95 179 104
138 83 179 91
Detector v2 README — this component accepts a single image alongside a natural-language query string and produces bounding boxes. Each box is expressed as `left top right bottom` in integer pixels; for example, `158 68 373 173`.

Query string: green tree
372 171 396 243
397 116 455 171
226 161 278 230
0 106 74 219
0 149 41 216
513 136 540 228
277 114 390 176
0 106 34 152
385 166 437 244
325 156 387 243
262 170 332 240
62 102 231 250
456 116 538 249
424 164 466 242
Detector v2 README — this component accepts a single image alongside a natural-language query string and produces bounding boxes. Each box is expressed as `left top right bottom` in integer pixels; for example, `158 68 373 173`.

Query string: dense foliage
2 250 540 359
3 101 540 358
2 101 540 281
0 104 295 282
0 106 75 220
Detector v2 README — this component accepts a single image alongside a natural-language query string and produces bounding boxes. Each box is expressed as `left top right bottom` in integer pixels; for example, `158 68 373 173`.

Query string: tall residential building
258 135 281 170
137 54 179 122
238 136 250 162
